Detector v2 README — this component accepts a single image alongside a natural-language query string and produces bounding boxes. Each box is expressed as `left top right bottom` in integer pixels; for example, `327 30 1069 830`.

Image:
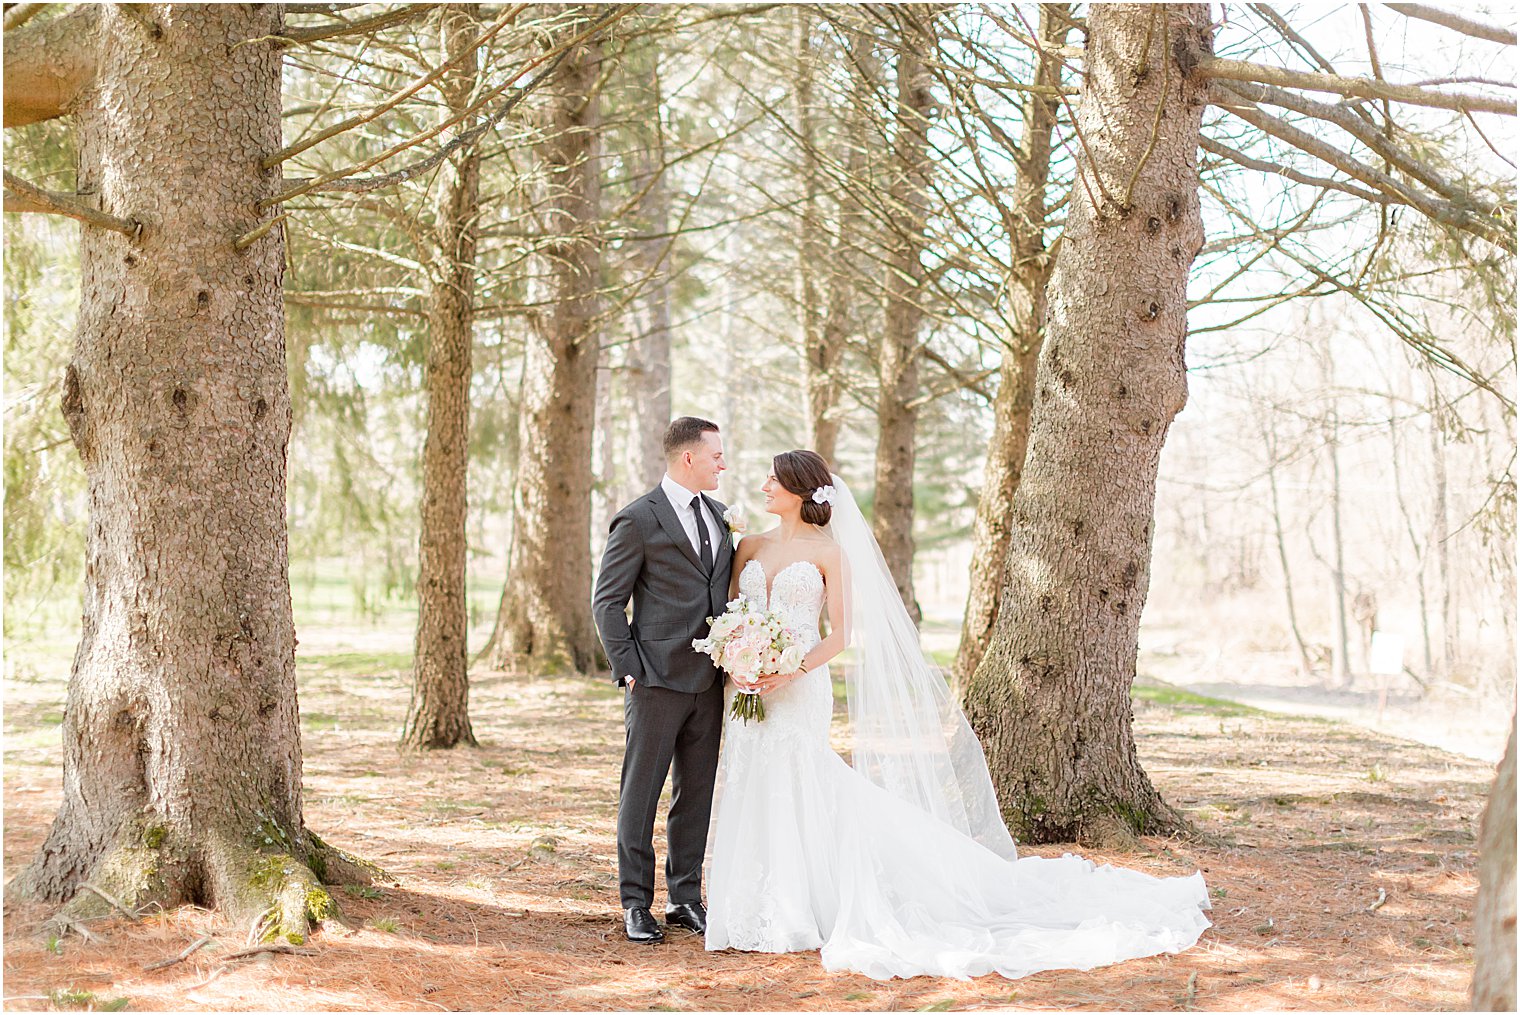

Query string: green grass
926 647 956 668
298 651 413 677
47 988 127 1010
1131 681 1267 717
342 884 385 900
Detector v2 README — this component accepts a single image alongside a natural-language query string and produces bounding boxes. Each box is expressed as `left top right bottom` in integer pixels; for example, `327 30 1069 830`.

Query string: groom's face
687 431 726 491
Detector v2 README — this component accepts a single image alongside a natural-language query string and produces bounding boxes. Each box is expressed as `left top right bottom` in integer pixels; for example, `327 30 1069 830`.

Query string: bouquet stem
729 690 766 725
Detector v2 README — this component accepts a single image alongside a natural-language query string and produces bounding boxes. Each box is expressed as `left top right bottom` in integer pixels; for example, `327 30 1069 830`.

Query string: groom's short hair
663 416 720 458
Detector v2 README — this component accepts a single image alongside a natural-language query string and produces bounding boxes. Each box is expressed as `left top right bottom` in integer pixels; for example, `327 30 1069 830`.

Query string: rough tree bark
403 4 481 750
873 5 936 624
805 20 877 466
625 38 673 489
953 3 1070 689
483 12 604 674
1473 718 1517 1010
796 8 829 459
963 3 1214 846
3 4 372 937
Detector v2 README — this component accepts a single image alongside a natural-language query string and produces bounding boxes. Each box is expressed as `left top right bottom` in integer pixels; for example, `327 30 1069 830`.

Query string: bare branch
913 345 995 406
2 3 96 126
1222 78 1508 223
2 171 141 238
285 3 366 13
1216 90 1515 251
262 3 524 167
1248 4 1341 77
233 213 287 251
1198 56 1515 116
3 4 49 32
262 5 634 208
1383 3 1517 46
142 936 214 972
1200 135 1391 203
278 3 441 47
1205 177 1514 408
285 293 426 318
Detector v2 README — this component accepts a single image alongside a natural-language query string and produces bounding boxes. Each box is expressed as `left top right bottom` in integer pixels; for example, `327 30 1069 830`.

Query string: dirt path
4 648 1493 1011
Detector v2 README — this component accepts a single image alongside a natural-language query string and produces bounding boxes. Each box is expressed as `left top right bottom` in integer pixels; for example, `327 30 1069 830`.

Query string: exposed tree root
34 833 169 935
210 839 336 944
9 817 389 945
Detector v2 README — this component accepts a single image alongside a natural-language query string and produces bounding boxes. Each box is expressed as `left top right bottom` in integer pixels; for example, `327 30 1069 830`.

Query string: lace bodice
724 558 831 758
738 559 824 646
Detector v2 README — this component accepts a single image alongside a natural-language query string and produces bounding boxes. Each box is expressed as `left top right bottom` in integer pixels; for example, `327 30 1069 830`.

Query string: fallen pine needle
220 943 318 962
1181 971 1199 1011
184 965 231 992
144 935 215 971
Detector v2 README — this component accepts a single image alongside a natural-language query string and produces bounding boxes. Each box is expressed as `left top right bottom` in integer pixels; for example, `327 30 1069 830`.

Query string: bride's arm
801 543 849 672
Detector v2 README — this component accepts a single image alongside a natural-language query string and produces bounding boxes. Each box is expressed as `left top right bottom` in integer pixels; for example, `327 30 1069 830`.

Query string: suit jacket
592 485 735 693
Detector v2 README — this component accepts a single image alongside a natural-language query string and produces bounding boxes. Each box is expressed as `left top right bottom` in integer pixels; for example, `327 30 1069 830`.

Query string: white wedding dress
704 558 1212 981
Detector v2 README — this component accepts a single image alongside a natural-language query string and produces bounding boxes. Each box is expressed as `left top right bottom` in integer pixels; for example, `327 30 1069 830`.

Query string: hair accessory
811 485 836 505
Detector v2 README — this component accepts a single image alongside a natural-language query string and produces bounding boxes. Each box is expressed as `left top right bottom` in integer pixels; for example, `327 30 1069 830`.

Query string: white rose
779 645 805 672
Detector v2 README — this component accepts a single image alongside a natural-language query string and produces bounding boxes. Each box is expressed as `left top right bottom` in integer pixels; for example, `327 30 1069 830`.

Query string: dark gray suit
593 485 733 910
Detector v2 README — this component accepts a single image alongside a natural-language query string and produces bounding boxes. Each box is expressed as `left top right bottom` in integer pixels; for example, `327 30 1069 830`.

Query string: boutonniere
723 506 748 541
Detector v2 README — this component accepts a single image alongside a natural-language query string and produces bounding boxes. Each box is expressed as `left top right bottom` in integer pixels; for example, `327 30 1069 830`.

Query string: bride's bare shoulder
810 537 842 569
738 527 781 553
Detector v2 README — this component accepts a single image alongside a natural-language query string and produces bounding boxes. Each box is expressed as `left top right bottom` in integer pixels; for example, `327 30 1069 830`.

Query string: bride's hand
754 669 807 696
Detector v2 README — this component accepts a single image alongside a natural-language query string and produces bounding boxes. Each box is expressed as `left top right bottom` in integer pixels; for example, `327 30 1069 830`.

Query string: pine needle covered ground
4 632 1490 1011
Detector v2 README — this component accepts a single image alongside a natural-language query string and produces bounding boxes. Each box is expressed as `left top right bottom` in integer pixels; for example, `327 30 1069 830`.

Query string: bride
703 449 1211 981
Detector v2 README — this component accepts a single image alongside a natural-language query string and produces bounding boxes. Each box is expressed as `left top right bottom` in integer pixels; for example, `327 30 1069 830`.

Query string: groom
593 417 733 944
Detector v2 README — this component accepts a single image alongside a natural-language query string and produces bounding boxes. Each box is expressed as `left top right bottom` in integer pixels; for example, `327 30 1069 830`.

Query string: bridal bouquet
692 597 805 724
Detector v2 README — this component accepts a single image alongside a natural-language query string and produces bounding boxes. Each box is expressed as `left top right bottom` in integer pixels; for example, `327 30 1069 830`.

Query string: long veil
822 473 1018 861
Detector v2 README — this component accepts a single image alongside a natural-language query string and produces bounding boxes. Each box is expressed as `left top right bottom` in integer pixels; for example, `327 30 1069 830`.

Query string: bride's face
761 472 802 516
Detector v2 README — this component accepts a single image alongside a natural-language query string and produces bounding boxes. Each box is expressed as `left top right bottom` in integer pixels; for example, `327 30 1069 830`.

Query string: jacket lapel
647 488 706 574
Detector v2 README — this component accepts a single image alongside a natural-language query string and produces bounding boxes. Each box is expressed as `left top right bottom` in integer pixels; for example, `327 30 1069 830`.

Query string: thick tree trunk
484 16 603 675
963 3 1213 846
872 6 936 625
1473 718 1517 1010
404 5 480 750
626 45 672 489
954 3 1070 690
4 4 371 936
807 24 877 466
796 8 828 459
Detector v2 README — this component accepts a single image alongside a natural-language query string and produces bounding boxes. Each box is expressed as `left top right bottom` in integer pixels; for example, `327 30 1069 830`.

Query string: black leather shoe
665 901 707 934
624 906 664 944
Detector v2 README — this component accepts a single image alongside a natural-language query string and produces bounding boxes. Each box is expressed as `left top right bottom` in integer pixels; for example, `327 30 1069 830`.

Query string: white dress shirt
660 473 712 559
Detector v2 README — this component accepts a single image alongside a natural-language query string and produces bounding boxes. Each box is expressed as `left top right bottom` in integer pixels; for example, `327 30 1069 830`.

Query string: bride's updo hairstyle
773 450 834 526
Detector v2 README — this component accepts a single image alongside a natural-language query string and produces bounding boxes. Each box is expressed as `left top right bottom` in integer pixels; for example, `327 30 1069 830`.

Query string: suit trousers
616 679 724 910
